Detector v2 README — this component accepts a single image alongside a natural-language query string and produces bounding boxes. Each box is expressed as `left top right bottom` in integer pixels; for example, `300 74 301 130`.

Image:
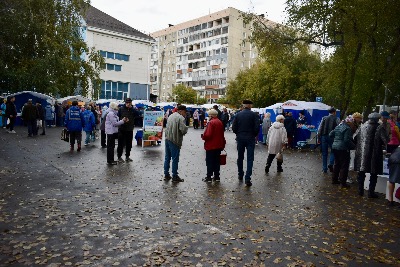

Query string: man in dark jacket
284 112 297 148
329 120 355 187
5 96 17 133
117 98 139 162
21 99 38 137
65 101 85 152
232 99 260 186
198 109 205 129
317 107 340 173
355 112 389 198
213 105 222 121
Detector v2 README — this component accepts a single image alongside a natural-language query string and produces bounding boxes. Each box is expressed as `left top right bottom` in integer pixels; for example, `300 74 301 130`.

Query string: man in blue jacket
65 101 85 152
232 100 260 186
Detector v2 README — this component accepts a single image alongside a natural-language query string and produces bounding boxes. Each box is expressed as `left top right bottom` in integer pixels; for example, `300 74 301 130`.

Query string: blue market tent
264 100 340 127
7 91 55 126
8 91 55 113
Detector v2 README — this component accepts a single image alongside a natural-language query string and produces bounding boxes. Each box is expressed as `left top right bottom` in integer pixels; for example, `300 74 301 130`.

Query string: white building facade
150 7 260 103
84 6 154 101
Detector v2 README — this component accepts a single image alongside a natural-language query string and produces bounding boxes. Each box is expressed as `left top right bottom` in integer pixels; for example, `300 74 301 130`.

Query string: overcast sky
90 0 287 34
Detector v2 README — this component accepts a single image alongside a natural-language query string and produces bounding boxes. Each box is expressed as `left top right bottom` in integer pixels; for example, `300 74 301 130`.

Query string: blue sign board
316 97 323 102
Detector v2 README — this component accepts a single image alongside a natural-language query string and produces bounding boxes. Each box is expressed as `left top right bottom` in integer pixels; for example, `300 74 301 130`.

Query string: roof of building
85 5 154 42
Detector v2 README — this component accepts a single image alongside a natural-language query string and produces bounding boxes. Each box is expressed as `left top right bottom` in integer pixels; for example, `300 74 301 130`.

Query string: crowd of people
317 108 400 205
3 95 400 205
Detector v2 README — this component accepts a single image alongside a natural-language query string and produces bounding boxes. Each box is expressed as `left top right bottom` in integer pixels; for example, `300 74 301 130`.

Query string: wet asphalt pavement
0 126 399 266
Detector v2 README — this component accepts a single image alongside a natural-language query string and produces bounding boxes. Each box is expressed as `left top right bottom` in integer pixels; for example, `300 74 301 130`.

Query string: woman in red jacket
202 109 226 182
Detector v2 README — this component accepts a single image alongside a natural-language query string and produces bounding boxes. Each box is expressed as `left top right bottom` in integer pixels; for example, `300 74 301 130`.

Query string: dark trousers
265 153 283 171
41 120 46 134
357 171 378 194
69 131 82 146
117 130 133 158
7 117 15 131
332 149 350 185
237 138 255 181
200 117 205 128
27 120 36 136
101 130 107 147
193 119 199 129
206 149 221 178
107 133 118 162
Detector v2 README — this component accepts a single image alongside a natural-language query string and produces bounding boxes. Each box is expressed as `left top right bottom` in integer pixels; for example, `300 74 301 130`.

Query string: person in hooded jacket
329 118 356 187
82 105 96 146
265 115 288 173
105 102 129 165
64 101 85 152
354 112 389 198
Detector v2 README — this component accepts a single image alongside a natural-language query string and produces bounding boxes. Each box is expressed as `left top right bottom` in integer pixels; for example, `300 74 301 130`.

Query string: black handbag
61 129 69 142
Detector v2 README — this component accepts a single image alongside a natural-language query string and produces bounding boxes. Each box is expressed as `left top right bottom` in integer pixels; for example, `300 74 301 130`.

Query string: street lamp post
158 49 165 103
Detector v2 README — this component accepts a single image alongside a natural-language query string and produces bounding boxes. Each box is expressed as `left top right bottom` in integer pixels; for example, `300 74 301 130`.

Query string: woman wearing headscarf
105 102 129 165
265 115 288 173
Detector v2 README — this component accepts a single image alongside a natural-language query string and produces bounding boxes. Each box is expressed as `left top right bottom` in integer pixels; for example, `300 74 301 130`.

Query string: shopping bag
276 152 283 163
395 187 400 200
61 129 69 142
220 150 227 165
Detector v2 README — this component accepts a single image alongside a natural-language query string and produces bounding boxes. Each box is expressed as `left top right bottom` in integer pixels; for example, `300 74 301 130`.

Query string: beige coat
267 122 288 154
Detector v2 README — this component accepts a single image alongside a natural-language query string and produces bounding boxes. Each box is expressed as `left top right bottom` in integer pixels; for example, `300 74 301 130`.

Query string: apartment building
84 6 154 100
150 7 259 103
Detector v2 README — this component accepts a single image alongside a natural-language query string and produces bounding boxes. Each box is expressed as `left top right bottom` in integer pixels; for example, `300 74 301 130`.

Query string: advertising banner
143 111 163 143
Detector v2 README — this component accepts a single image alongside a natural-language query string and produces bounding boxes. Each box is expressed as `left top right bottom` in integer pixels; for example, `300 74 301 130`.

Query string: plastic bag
276 152 283 163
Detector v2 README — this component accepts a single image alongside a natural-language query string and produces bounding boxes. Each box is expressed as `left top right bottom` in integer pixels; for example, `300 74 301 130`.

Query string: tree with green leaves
241 0 400 116
172 84 197 104
0 0 104 97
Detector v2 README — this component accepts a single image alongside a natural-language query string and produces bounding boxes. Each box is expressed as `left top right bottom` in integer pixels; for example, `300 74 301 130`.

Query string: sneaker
238 176 244 181
8 130 16 134
172 176 184 182
213 176 220 182
84 143 88 146
164 175 172 181
202 177 212 182
125 157 133 162
245 181 252 186
346 177 354 184
117 157 125 163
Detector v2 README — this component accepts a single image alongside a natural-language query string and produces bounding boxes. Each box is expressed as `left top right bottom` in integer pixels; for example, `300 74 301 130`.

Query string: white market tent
264 100 338 126
57 95 92 104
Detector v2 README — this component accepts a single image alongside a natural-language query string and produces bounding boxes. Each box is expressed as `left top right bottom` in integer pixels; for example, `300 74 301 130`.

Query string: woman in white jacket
265 115 288 173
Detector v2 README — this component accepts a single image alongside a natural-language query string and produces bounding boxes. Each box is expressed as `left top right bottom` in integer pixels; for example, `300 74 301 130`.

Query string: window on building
114 65 122 71
242 52 245 57
107 52 114 59
100 80 129 100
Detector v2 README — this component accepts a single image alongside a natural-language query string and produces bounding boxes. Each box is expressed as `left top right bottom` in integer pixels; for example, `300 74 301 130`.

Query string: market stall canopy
264 100 339 127
7 91 55 113
57 95 91 104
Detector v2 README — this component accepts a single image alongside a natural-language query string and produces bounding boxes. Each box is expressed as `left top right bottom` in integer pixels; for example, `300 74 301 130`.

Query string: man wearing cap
380 111 392 144
355 112 389 198
164 105 188 182
117 98 139 162
317 107 340 173
21 99 38 137
232 100 260 186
